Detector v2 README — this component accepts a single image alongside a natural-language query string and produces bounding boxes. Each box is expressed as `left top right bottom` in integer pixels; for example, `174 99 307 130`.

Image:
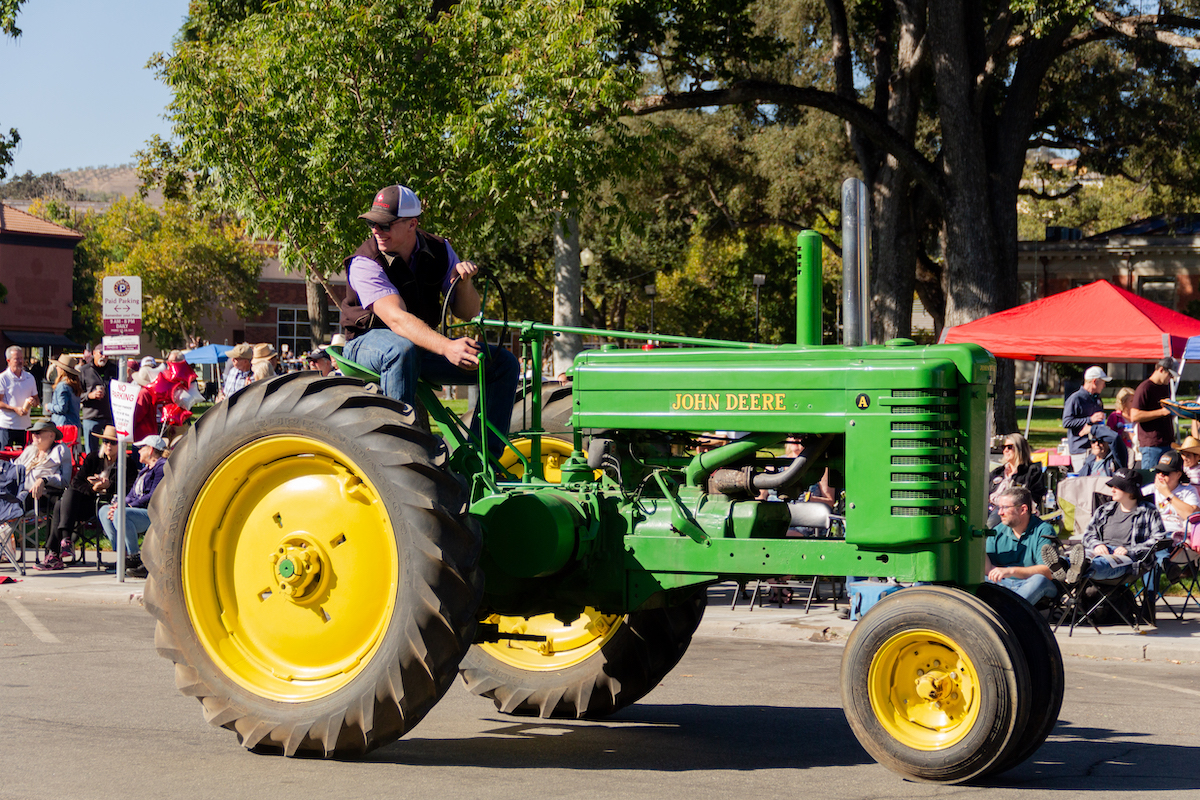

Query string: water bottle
1057 437 1068 455
1045 488 1056 510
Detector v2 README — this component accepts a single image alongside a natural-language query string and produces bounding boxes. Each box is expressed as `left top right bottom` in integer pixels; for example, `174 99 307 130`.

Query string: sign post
103 277 143 583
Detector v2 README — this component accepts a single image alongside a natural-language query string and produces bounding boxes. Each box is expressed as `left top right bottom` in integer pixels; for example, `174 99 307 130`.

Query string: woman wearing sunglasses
989 433 1046 525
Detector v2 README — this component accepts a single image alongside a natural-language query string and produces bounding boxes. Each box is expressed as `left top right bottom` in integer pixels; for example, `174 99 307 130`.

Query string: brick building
0 204 83 357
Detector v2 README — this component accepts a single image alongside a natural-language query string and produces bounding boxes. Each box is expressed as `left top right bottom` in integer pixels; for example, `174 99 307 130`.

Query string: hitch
473 623 550 644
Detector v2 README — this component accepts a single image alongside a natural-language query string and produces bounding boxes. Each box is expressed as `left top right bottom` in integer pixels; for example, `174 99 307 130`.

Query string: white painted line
1075 668 1200 698
2 597 61 644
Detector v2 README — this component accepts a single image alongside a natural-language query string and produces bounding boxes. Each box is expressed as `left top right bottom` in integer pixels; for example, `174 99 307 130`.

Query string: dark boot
125 554 148 579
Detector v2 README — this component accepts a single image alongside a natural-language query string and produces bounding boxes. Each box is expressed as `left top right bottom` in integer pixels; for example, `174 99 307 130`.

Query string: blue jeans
994 574 1058 605
82 419 104 457
346 328 520 458
1140 445 1169 471
99 504 151 557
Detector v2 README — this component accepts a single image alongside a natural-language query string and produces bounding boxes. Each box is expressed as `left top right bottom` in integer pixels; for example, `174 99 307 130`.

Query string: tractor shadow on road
974 719 1200 791
373 703 872 771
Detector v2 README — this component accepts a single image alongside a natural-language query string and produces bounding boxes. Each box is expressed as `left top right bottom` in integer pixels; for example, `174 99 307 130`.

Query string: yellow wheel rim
500 437 596 482
867 629 981 751
182 435 398 702
488 436 615 669
478 608 622 670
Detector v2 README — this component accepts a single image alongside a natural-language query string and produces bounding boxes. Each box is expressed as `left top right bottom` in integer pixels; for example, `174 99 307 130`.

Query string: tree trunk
552 211 583 375
306 273 330 348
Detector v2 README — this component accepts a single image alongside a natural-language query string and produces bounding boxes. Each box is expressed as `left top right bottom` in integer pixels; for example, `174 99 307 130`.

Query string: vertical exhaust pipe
841 178 871 346
796 230 822 346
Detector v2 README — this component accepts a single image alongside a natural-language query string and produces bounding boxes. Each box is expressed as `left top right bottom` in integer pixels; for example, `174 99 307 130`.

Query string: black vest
340 231 452 336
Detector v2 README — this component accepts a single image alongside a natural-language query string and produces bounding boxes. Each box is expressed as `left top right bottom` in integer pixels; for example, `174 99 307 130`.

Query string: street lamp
752 274 766 343
644 284 657 335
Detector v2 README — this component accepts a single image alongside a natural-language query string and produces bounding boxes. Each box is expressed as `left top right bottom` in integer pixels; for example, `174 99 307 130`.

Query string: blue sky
0 0 189 175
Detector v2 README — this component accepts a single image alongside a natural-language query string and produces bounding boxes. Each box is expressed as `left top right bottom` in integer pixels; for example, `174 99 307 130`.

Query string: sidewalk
698 583 1200 663
4 560 1199 662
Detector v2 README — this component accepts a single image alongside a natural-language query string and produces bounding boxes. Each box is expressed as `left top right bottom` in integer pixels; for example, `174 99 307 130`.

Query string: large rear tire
840 585 1032 783
143 373 482 756
460 593 706 718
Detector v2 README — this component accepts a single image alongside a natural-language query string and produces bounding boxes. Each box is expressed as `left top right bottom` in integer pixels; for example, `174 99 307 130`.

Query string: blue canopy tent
182 344 232 365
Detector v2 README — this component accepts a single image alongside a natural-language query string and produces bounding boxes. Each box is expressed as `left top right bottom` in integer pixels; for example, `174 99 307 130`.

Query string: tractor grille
887 389 963 517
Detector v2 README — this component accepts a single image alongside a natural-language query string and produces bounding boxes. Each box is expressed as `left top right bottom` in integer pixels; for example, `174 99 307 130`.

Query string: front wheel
840 586 1032 783
460 593 706 718
143 373 483 756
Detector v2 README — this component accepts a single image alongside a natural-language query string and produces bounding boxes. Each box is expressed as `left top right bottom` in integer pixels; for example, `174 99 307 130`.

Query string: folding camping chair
1054 539 1172 635
0 460 26 576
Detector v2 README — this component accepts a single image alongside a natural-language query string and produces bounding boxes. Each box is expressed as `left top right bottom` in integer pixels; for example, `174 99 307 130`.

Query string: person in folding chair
1045 467 1169 598
985 486 1060 606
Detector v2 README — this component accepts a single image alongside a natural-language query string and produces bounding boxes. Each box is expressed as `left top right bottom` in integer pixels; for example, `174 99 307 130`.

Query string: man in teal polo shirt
985 485 1059 605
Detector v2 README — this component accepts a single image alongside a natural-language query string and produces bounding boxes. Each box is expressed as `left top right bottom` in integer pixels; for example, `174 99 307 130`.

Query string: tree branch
628 80 942 200
1092 9 1200 49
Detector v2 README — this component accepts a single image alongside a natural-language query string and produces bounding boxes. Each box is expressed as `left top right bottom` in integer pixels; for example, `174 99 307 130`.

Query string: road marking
2 598 60 644
1075 668 1200 698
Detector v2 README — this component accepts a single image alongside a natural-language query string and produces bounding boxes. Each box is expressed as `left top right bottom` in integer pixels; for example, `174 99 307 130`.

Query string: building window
1140 278 1176 310
277 306 340 358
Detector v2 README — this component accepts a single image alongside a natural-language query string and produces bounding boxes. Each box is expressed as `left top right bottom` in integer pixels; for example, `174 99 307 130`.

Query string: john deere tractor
142 231 1062 784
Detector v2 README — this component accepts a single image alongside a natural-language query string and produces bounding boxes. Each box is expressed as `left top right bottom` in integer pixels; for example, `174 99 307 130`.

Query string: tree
623 0 1200 431
34 197 268 350
0 170 80 201
146 0 643 340
0 0 26 179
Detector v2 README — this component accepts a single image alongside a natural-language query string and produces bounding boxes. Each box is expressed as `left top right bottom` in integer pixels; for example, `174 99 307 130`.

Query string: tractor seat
325 345 381 383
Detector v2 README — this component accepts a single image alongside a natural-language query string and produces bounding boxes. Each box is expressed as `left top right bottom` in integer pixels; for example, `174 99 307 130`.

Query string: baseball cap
140 356 157 369
307 348 330 361
1083 366 1111 382
1158 356 1181 380
133 435 168 452
358 184 422 226
1154 449 1186 475
227 343 253 360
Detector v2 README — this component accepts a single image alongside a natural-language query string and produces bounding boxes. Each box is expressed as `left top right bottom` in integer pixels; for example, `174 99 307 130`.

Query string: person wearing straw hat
46 354 83 431
37 424 138 570
1173 435 1200 484
219 343 254 401
250 343 279 383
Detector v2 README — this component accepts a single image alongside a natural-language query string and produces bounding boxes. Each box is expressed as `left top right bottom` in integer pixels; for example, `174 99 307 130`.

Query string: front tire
840 586 1032 783
143 373 482 756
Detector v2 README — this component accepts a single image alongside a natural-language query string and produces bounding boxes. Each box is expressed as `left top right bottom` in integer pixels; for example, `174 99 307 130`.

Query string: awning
2 330 82 349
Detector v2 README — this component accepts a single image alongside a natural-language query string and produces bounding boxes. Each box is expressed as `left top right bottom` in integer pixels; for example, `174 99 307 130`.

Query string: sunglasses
366 220 395 232
1002 443 1015 450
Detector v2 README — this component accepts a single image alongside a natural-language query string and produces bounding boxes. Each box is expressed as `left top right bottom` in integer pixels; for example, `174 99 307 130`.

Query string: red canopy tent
938 280 1200 434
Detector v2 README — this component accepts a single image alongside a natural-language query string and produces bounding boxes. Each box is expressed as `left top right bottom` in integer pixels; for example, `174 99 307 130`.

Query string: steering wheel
440 267 509 353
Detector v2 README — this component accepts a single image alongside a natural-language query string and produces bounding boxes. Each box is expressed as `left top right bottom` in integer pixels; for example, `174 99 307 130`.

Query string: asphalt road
1 599 1198 800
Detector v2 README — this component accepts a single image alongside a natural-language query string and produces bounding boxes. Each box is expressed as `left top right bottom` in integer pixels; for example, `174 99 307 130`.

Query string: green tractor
142 232 1062 784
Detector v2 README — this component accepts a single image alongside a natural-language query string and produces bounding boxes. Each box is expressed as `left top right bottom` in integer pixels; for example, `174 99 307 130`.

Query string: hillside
56 164 144 199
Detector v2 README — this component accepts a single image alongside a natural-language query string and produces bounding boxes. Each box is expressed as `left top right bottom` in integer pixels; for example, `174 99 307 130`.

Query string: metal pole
841 178 872 347
115 360 127 583
754 286 761 343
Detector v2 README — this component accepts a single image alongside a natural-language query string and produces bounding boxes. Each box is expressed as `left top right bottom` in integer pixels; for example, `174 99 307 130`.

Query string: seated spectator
46 354 83 433
1045 467 1168 586
14 420 70 513
35 425 138 571
1143 450 1199 542
1173 435 1200 485
988 433 1045 523
307 348 343 377
219 343 254 401
98 434 168 578
1078 425 1124 477
985 486 1058 605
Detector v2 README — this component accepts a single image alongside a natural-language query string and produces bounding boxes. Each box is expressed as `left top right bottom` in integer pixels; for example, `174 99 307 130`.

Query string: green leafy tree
0 0 26 179
146 0 643 315
623 0 1200 432
29 197 267 350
